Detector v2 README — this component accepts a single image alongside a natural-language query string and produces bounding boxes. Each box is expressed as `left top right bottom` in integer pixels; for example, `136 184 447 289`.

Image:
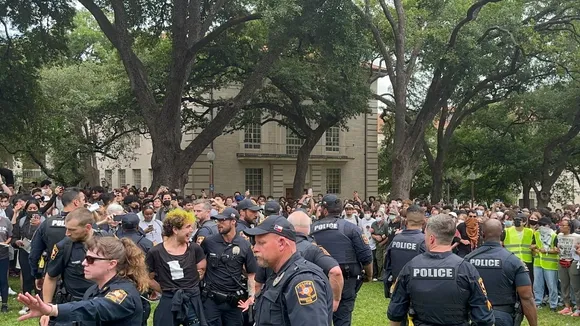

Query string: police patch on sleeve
105 289 128 304
318 245 330 256
477 277 493 311
295 280 318 305
362 234 369 245
50 245 59 260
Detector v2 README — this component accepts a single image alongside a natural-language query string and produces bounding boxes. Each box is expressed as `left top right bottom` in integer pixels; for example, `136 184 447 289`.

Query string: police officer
41 208 97 326
117 213 153 253
311 194 373 326
388 214 494 326
201 207 258 326
263 200 281 217
193 199 218 245
466 219 537 326
384 205 426 298
116 213 153 326
29 188 86 289
244 215 333 325
18 236 145 326
254 211 344 311
236 199 261 234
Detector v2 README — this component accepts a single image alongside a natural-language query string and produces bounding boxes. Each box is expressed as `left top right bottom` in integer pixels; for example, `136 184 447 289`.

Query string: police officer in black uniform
41 208 96 326
192 199 218 245
244 215 333 325
388 214 495 326
384 205 426 298
201 207 258 326
29 188 86 288
311 194 373 326
235 199 261 235
116 213 153 254
116 213 154 326
18 236 146 326
254 211 343 311
466 219 538 326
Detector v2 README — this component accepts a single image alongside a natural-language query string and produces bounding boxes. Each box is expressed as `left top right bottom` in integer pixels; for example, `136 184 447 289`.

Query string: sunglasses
85 255 111 264
468 215 477 218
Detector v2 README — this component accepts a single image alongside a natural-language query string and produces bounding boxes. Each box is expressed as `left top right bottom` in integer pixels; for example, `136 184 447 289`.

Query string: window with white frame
245 168 263 195
325 126 340 152
132 169 142 188
286 128 304 155
118 169 126 187
244 123 261 149
326 168 341 194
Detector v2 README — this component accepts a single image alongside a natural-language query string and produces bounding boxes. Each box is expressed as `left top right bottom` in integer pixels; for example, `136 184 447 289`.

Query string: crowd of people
0 177 580 325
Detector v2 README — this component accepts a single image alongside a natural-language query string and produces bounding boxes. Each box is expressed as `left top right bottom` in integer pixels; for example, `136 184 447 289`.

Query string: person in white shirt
138 206 163 245
359 207 377 280
342 203 359 226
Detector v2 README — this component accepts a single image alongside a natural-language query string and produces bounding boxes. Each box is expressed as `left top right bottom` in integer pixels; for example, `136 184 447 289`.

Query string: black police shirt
47 238 95 299
201 233 258 293
255 233 338 284
145 242 205 291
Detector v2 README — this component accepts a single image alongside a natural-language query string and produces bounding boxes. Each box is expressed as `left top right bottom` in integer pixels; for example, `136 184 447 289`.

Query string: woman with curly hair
18 236 149 325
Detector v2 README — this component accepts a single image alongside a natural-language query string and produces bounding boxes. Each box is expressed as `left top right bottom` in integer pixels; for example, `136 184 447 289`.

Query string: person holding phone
12 199 45 315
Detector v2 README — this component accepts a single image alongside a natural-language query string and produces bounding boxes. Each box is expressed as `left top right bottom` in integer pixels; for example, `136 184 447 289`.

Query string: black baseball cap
264 201 281 216
213 207 240 220
243 215 296 241
237 199 261 211
121 213 140 229
321 194 342 210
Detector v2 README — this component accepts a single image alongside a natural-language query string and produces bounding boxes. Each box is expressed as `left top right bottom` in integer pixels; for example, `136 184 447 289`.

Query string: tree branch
447 0 502 49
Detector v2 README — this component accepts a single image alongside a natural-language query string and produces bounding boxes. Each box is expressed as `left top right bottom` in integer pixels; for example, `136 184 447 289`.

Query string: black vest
388 230 425 279
407 253 469 325
44 215 67 254
465 244 516 306
311 217 357 265
254 254 328 326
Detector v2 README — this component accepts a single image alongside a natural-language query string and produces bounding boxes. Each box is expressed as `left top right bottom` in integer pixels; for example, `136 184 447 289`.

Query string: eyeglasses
85 255 111 264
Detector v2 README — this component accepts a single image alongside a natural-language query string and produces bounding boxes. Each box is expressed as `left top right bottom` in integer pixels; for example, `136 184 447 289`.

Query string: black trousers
333 277 359 326
18 249 35 295
202 296 243 326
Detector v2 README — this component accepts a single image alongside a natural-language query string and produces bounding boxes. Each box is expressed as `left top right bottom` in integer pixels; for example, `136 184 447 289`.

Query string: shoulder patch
361 234 369 245
196 236 205 245
477 277 492 311
318 245 330 256
105 289 128 304
50 244 59 260
295 280 318 305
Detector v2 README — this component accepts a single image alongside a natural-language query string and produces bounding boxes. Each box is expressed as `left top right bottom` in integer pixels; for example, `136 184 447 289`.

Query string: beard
255 255 270 268
219 225 231 235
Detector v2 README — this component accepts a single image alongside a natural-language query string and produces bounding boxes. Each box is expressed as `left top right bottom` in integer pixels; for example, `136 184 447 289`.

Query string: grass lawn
0 277 576 325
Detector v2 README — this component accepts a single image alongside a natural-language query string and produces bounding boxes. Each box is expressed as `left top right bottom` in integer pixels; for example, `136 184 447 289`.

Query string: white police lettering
51 219 65 227
412 268 454 279
312 223 338 232
391 241 417 250
167 260 184 280
469 258 501 268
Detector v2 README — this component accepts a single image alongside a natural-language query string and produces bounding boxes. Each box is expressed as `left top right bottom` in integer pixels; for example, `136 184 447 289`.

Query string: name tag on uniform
312 223 338 231
391 241 417 250
469 258 502 268
52 220 66 227
412 268 455 279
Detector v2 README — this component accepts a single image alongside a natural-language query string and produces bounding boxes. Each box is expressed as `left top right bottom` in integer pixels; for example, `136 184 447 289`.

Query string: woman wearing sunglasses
17 236 149 326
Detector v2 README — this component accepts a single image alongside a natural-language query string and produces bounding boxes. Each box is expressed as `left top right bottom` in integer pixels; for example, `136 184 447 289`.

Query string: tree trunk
292 129 325 200
534 188 550 208
430 164 444 204
391 153 414 200
521 179 531 208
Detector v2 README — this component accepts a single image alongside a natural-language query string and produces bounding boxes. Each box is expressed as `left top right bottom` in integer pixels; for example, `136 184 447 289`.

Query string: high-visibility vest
504 227 533 263
533 231 559 270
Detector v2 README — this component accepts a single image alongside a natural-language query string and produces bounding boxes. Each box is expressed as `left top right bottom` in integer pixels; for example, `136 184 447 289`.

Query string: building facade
97 86 379 200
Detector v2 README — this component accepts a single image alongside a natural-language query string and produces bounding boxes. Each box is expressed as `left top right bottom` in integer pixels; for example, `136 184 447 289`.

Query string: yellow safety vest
503 227 533 263
533 231 559 270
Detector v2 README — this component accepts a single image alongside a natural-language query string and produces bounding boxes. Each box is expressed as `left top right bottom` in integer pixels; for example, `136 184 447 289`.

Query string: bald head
287 211 311 235
483 219 503 242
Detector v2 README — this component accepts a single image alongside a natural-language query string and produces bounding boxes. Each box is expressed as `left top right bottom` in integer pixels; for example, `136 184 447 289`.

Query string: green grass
0 277 576 325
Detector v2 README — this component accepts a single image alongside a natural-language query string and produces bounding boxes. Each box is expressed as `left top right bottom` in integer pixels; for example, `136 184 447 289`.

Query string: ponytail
119 238 150 293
